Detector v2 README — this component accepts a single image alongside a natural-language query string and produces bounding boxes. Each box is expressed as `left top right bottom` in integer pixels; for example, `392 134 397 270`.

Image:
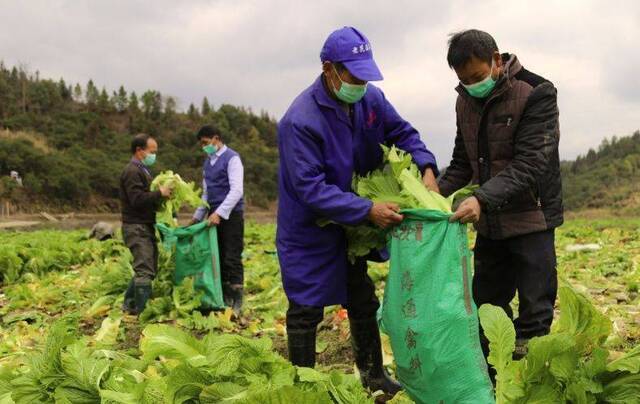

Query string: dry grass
0 128 51 153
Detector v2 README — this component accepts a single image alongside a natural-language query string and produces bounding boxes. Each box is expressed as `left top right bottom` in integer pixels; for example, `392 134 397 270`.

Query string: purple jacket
277 75 437 306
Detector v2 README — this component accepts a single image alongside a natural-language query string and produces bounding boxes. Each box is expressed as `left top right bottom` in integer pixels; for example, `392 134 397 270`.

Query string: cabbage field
0 218 639 403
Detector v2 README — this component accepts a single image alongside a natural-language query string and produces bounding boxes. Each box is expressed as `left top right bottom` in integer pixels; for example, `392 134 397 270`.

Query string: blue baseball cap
320 26 383 81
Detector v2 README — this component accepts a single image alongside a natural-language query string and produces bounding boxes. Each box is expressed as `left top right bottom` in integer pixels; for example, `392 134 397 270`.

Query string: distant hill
561 131 640 215
1 61 637 216
0 62 278 212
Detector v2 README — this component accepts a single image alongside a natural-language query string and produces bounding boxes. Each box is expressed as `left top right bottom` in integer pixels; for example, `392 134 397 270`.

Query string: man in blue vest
277 26 439 396
191 125 245 316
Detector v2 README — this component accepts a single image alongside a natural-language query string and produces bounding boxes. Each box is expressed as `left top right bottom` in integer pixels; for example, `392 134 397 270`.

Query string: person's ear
322 61 332 76
494 51 502 68
324 62 341 90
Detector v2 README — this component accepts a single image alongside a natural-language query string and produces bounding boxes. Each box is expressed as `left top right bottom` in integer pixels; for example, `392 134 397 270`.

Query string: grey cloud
0 0 638 162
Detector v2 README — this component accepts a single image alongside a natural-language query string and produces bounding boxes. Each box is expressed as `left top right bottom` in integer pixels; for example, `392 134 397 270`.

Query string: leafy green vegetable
140 324 208 367
4 318 370 404
0 230 121 285
3 218 638 403
343 145 477 262
151 170 207 227
479 286 640 404
554 285 612 352
139 277 204 324
478 304 520 403
607 345 640 373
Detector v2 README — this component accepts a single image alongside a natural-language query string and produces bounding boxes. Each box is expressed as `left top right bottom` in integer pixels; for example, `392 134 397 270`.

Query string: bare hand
368 202 403 229
449 196 481 224
422 167 440 193
159 186 172 198
188 218 199 226
208 213 221 227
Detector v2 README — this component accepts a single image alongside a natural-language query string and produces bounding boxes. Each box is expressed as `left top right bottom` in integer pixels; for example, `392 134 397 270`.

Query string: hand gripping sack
378 209 494 404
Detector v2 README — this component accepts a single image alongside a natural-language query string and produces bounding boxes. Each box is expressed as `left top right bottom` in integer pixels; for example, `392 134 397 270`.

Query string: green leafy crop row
0 319 370 403
480 286 640 404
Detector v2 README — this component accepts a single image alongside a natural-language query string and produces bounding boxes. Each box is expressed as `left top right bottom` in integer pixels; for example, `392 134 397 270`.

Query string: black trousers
217 210 244 286
473 229 558 339
286 258 380 331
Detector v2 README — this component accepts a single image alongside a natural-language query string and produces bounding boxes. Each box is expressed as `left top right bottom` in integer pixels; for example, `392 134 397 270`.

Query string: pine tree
187 103 199 120
85 80 99 109
97 88 111 112
141 90 162 119
114 85 128 112
164 96 177 115
73 83 83 102
201 97 212 115
58 79 71 101
128 91 140 113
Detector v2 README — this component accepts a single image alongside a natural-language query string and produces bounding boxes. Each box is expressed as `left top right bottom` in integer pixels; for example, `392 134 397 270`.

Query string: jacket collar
455 53 522 108
206 144 228 166
215 144 228 157
130 157 151 176
455 53 522 111
311 75 352 127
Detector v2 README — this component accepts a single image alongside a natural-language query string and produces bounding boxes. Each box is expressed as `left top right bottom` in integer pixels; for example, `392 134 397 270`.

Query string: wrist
471 193 484 209
421 164 439 178
366 200 376 216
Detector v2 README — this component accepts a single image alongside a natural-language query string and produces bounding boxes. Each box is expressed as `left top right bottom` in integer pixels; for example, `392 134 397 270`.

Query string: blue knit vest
203 147 244 213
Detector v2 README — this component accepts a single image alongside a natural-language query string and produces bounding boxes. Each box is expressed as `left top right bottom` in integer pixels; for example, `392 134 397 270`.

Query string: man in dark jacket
120 133 171 315
439 30 563 358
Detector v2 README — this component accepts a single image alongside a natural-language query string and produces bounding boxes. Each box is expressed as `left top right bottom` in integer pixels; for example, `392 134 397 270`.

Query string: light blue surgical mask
332 65 367 104
142 152 156 166
462 60 497 98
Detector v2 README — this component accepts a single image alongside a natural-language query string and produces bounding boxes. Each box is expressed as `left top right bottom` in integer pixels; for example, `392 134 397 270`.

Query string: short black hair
131 133 152 154
197 125 222 141
447 29 498 69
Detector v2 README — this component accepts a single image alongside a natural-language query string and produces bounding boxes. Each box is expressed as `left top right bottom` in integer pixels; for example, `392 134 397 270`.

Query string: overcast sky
1 0 638 163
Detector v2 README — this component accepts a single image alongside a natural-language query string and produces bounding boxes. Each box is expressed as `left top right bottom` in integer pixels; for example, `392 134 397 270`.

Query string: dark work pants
217 210 245 286
474 229 558 340
286 258 380 331
122 223 158 286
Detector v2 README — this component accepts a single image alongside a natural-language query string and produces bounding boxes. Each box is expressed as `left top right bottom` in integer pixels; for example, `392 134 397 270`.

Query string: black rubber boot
287 328 317 368
134 283 152 315
229 284 243 317
514 338 530 360
222 282 233 307
349 317 402 396
121 279 136 314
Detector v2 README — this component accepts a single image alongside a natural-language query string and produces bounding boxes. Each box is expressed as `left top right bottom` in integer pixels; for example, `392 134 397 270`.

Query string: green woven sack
378 209 494 404
156 222 225 309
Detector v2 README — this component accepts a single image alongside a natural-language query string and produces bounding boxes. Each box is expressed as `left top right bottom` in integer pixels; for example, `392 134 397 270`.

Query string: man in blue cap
277 26 439 395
